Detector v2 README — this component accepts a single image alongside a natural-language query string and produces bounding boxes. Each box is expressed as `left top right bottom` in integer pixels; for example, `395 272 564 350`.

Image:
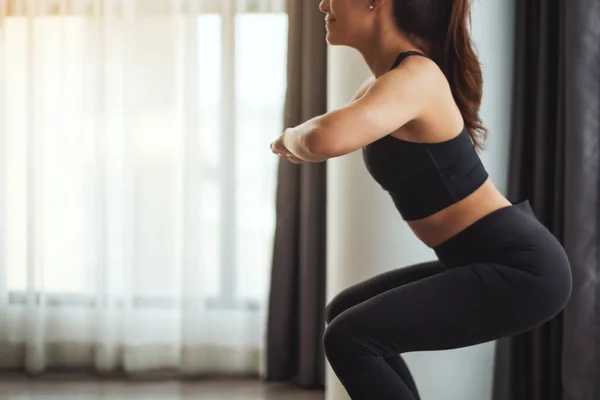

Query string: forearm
282 116 329 163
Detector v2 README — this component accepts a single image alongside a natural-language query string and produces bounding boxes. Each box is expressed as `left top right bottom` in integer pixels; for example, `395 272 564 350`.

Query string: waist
406 180 511 248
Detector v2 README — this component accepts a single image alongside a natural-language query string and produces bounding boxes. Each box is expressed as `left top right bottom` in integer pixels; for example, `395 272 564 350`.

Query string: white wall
325 1 515 399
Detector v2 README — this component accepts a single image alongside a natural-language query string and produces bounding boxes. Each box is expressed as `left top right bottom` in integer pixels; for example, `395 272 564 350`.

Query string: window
1 3 288 309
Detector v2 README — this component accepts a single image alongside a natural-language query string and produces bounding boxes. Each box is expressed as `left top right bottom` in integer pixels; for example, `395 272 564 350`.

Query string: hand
270 136 305 164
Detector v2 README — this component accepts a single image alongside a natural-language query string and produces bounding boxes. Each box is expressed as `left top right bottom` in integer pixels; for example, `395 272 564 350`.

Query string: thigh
325 260 446 324
326 262 554 355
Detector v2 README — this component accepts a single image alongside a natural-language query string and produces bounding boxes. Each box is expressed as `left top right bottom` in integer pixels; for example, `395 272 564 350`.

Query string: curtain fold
561 0 600 399
492 1 600 399
265 0 327 390
0 0 288 376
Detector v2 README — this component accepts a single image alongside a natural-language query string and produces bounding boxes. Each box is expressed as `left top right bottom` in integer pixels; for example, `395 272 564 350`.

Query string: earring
369 2 375 10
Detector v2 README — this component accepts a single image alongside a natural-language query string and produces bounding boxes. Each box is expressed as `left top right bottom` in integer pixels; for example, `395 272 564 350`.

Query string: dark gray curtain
561 1 600 399
492 1 600 400
264 0 327 390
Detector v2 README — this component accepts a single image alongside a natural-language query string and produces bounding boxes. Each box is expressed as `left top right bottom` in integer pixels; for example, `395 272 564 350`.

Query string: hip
432 199 571 279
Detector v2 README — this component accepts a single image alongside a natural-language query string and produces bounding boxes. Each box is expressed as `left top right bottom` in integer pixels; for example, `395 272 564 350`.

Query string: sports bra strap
389 51 428 71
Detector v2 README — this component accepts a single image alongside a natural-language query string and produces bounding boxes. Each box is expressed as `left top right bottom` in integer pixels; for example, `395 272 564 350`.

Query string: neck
355 23 429 78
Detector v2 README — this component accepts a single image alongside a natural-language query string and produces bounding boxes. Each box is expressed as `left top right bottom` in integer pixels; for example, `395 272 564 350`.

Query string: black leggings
323 200 572 400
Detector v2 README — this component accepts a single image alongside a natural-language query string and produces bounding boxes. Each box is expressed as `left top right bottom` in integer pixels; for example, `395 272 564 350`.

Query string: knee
322 317 345 357
324 301 338 325
322 311 360 357
324 292 350 324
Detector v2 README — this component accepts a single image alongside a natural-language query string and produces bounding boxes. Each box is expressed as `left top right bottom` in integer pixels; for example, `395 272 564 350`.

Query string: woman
270 0 572 399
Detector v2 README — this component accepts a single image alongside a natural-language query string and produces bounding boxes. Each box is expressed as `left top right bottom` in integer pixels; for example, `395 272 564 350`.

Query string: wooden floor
0 375 325 400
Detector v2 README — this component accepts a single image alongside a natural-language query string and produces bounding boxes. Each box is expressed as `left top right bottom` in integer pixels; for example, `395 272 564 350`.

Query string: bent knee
325 292 352 324
323 308 364 345
322 311 375 359
322 315 351 354
324 300 339 324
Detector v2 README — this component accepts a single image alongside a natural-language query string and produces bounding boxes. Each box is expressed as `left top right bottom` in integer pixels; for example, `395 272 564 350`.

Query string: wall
325 1 516 399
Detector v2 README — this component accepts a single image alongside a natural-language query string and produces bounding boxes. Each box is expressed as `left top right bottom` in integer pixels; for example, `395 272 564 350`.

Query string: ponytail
392 0 487 150
435 0 487 151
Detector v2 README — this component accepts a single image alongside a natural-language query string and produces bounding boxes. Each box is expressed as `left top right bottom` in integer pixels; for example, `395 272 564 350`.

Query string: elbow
304 128 339 161
304 132 326 157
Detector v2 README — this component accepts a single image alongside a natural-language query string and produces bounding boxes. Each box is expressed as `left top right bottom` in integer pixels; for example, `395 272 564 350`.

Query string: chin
324 28 354 47
325 33 344 46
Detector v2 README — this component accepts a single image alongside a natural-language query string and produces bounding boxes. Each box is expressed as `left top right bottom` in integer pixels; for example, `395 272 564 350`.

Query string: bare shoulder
374 55 446 98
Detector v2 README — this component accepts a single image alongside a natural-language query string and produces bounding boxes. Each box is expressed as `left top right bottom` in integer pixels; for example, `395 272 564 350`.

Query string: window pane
235 14 288 301
5 17 94 294
196 15 223 298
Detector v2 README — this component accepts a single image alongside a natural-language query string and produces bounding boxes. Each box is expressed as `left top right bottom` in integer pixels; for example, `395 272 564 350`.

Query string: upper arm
309 57 440 158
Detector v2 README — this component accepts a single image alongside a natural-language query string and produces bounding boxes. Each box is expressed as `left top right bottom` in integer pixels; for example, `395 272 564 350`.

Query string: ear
369 0 393 13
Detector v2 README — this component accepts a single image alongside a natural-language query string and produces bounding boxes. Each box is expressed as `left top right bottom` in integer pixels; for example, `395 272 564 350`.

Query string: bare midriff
406 178 512 248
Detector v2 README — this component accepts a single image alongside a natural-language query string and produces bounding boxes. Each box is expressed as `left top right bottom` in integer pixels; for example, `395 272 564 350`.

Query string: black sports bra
362 51 489 221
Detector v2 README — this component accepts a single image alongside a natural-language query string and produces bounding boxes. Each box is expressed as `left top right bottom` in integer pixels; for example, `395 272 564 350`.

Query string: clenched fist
270 137 305 164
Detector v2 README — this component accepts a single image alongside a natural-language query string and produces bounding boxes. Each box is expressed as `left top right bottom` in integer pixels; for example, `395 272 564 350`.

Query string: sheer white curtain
0 0 287 375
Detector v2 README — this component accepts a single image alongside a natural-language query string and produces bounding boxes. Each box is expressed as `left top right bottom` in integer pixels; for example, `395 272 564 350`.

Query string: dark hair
392 0 487 151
